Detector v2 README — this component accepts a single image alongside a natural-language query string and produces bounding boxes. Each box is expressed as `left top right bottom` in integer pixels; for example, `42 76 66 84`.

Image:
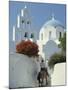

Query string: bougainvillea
16 40 39 57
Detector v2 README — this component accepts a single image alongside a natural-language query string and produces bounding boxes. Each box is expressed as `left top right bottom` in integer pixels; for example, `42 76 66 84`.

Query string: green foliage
59 33 66 52
48 33 66 69
48 53 66 69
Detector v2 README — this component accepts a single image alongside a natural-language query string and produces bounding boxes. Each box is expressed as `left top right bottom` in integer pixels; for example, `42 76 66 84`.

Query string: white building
10 6 66 88
37 14 65 64
12 6 65 63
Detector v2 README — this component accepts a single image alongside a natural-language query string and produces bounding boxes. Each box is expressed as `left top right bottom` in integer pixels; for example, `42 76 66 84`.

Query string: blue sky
9 1 66 51
9 1 66 32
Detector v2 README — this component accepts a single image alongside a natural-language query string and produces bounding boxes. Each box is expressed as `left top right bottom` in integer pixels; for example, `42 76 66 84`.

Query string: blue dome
43 17 63 28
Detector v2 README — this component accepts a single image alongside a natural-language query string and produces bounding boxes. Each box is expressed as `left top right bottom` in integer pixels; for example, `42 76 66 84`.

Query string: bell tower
12 5 35 44
20 5 32 41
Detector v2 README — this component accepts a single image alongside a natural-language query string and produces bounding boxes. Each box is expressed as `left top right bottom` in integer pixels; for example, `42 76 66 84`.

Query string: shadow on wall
43 40 60 60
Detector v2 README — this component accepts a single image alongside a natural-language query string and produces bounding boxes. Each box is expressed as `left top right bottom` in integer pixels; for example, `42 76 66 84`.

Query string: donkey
37 68 49 87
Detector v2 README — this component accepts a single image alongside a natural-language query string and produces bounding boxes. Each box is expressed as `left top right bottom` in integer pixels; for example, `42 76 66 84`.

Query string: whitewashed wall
39 26 56 45
51 63 66 86
9 53 40 89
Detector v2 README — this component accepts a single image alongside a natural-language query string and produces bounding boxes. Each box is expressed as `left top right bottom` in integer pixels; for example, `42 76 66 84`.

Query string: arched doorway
43 40 60 61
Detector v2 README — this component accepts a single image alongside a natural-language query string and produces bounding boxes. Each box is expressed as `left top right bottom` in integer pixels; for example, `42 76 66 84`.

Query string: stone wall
9 53 40 88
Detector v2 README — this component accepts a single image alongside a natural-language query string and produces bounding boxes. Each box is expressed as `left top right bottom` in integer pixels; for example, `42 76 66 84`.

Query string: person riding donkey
37 59 49 87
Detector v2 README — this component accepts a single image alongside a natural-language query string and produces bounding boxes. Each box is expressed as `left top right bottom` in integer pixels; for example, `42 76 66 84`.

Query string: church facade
37 15 65 63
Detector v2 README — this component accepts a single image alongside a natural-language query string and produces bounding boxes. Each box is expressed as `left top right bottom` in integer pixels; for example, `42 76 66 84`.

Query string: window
41 33 43 40
59 32 62 39
30 33 34 38
22 19 25 24
49 31 51 39
24 32 28 38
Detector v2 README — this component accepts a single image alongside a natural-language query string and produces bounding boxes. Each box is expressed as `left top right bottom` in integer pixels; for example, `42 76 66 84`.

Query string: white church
12 5 65 63
9 5 66 88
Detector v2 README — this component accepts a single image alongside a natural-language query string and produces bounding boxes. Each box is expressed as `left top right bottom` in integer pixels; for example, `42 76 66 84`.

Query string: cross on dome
52 13 55 20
